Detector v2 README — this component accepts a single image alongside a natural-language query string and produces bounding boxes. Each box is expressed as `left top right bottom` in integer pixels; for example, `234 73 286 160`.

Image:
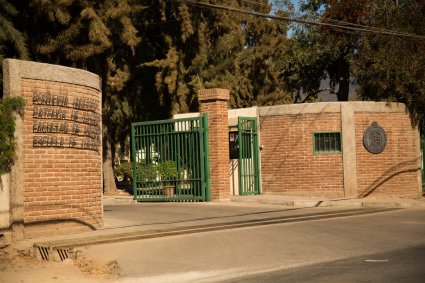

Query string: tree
352 0 425 125
16 0 141 193
278 25 329 103
280 0 366 102
0 96 25 175
203 1 291 107
1 0 293 193
0 0 29 97
134 0 291 116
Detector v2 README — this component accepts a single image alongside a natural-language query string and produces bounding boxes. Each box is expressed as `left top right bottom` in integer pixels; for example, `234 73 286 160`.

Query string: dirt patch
104 187 132 196
74 256 120 280
0 245 39 268
0 245 120 283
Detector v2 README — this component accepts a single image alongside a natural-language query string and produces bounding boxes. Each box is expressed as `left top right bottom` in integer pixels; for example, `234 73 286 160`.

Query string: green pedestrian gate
238 117 260 195
421 129 425 191
131 115 210 202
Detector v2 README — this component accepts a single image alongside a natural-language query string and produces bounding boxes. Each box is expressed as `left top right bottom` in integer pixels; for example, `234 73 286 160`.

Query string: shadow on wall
357 157 421 198
23 218 97 231
6 202 102 232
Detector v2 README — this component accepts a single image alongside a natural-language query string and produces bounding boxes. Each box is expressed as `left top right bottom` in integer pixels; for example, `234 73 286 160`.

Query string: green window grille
313 132 342 154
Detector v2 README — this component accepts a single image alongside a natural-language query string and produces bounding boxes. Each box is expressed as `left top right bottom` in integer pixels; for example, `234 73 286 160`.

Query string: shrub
114 160 178 184
0 96 25 175
138 163 158 181
158 160 178 183
115 162 159 182
114 162 133 182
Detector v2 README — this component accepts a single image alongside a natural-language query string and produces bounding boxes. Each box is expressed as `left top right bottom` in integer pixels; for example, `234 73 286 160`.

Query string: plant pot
164 185 174 197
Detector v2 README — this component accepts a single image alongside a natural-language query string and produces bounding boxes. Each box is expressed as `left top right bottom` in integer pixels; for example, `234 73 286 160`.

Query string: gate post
199 88 230 201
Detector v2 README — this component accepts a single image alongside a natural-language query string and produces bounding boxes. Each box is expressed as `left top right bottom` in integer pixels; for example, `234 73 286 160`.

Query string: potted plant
113 162 134 193
138 163 158 182
158 160 178 197
114 162 133 182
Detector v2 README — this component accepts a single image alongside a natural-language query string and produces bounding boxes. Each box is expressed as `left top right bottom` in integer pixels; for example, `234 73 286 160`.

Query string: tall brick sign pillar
199 88 230 201
1 59 103 243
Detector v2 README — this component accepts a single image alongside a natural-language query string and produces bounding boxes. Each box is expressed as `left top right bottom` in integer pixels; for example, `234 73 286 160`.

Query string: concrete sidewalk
230 194 425 209
104 193 425 209
13 194 424 261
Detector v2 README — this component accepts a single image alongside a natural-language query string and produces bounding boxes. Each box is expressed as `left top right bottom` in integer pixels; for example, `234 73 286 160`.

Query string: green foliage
158 160 178 182
0 0 29 62
1 0 423 147
278 26 327 102
138 163 158 182
1 1 294 172
16 0 142 159
285 0 425 125
114 162 133 182
114 162 163 183
352 0 425 125
281 0 366 101
0 96 25 174
136 0 291 115
0 0 29 98
116 160 178 184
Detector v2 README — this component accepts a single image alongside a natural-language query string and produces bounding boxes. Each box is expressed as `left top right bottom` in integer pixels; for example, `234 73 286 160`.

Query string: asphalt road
230 245 425 283
79 207 425 283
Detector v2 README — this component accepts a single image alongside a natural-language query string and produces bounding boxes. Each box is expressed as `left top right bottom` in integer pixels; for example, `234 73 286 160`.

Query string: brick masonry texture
199 89 230 200
260 113 344 198
21 79 103 230
2 60 103 240
21 79 102 228
355 112 420 197
258 103 421 198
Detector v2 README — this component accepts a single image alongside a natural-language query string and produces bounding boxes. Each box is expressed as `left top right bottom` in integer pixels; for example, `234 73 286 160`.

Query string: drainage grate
37 246 49 260
56 248 69 261
35 245 72 261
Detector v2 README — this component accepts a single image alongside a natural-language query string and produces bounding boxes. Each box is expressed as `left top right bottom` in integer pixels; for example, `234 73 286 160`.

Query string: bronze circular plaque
363 122 387 154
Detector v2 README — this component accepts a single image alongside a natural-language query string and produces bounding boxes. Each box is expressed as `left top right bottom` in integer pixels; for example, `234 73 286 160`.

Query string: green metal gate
131 115 210 202
238 117 260 195
421 130 425 191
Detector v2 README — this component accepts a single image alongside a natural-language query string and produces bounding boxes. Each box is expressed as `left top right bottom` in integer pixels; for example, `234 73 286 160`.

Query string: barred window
314 132 342 154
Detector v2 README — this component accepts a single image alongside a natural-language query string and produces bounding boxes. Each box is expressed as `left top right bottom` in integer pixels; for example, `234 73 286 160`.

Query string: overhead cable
170 0 425 40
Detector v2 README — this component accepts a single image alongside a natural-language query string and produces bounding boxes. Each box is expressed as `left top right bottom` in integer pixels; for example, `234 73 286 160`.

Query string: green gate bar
421 130 425 190
131 115 210 202
238 117 260 195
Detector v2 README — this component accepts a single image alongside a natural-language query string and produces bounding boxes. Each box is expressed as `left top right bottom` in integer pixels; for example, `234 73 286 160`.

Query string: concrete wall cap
228 107 257 119
258 101 407 116
198 88 230 102
173 112 201 119
3 59 101 93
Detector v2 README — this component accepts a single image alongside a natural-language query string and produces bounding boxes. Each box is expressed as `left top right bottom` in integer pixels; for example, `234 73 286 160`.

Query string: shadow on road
229 245 425 283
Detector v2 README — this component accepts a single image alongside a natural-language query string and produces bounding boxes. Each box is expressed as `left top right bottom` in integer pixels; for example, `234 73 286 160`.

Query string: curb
103 195 136 205
230 196 425 209
33 207 397 261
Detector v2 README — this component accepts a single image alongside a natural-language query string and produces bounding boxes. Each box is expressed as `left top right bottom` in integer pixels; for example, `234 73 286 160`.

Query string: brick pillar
199 88 230 201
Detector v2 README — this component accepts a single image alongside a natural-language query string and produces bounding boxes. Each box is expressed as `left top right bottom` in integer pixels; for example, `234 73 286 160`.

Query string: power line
171 0 425 40
144 19 182 25
232 0 270 8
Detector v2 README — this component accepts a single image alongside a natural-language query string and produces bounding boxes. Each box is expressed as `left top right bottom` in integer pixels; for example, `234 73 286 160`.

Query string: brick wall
260 112 344 197
3 59 103 239
355 112 420 197
21 79 102 231
258 102 421 198
199 89 230 200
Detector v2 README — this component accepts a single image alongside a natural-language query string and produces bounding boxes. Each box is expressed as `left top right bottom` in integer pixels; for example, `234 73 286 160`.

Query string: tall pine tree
0 0 29 97
16 0 141 193
352 0 425 124
134 0 290 117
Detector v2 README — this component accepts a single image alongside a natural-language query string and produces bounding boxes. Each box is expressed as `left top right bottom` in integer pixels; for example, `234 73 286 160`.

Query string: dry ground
0 244 119 283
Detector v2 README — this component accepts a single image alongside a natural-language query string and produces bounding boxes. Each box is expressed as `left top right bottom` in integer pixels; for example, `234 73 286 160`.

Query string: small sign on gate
229 131 239 159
